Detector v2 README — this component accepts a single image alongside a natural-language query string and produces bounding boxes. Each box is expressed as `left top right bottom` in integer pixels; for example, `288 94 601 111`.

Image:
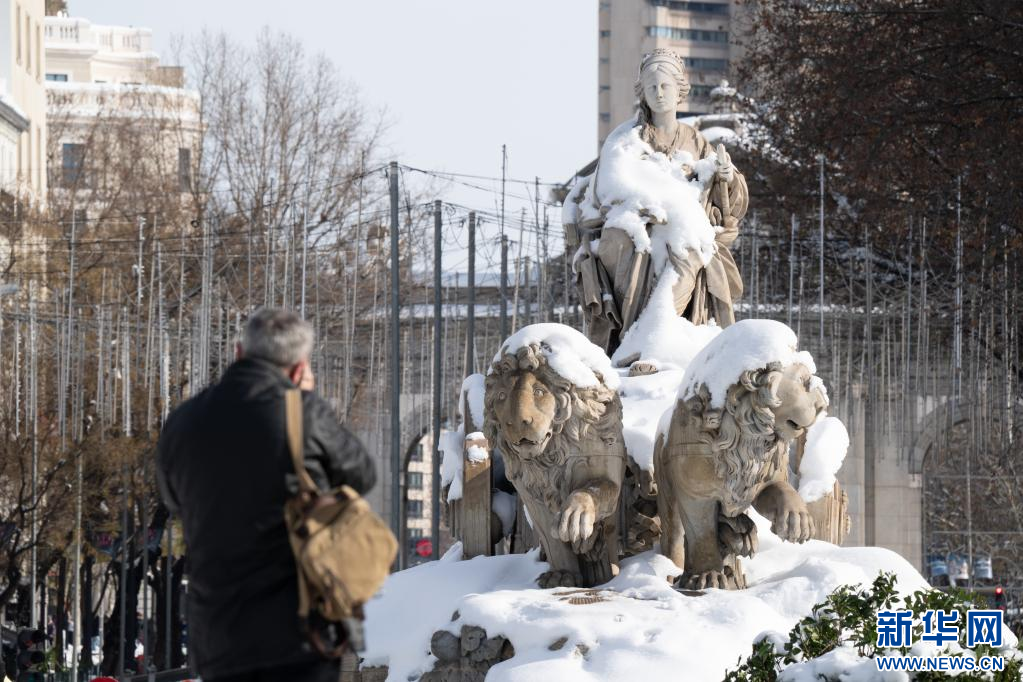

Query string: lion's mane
683 362 788 512
483 343 623 513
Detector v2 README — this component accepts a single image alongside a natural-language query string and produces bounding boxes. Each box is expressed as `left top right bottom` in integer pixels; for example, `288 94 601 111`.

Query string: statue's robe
570 122 748 360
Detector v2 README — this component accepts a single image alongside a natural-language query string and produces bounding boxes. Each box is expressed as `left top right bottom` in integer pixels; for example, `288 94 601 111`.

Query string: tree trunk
78 555 95 674
151 555 185 670
100 557 143 676
55 557 67 655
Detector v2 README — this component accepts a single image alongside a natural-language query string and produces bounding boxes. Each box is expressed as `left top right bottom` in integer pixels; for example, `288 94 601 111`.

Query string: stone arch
908 399 971 476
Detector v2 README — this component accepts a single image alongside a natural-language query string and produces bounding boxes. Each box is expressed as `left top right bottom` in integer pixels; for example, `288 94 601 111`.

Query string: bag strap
285 388 319 495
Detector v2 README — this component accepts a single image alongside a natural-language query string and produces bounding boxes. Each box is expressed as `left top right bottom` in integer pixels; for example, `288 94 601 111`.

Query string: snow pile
439 375 486 501
464 432 489 464
611 269 722 370
462 374 485 429
438 430 466 502
798 416 851 503
586 118 720 275
491 490 517 536
562 171 601 229
364 512 931 682
698 126 738 146
680 318 817 408
493 323 619 390
773 645 886 681
618 367 686 472
608 268 722 471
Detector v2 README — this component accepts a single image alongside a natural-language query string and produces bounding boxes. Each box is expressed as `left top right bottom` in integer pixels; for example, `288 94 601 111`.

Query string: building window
599 1 611 9
62 143 87 187
599 113 611 122
600 57 610 64
410 442 424 462
25 14 31 73
407 528 424 539
46 73 69 82
600 30 611 38
406 500 423 518
646 26 728 43
684 57 728 72
178 148 192 192
599 85 610 92
407 472 423 489
689 84 716 98
36 126 42 190
16 5 22 65
647 0 729 14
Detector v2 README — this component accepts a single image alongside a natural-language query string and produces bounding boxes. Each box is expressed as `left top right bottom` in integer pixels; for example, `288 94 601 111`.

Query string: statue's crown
639 48 686 75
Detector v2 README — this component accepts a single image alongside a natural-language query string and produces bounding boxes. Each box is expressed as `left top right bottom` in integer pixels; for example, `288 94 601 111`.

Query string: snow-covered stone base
363 513 929 682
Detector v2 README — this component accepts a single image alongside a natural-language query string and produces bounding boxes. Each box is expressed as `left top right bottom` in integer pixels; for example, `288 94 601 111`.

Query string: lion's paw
718 512 759 558
680 565 746 591
771 508 816 544
537 570 582 589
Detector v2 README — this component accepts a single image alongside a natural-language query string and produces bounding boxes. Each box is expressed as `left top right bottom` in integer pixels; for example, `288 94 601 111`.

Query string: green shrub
724 573 1022 681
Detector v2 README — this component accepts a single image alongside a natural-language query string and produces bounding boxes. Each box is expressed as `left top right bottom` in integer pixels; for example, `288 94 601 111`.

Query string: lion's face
490 370 558 460
771 364 827 443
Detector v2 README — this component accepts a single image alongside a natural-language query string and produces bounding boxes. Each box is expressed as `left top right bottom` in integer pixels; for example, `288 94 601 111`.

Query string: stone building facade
0 0 47 201
43 14 201 206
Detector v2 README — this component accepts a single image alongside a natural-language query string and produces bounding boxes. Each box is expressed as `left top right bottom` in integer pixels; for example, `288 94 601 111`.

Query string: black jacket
156 358 375 679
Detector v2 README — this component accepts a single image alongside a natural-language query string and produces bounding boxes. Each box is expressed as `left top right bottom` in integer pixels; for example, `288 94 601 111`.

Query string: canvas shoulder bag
283 388 398 656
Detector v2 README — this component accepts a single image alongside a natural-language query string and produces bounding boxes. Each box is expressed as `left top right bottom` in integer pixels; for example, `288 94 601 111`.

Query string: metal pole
118 462 129 680
955 176 973 584
465 212 476 376
864 227 875 547
500 235 508 340
388 161 402 550
818 155 825 349
68 213 80 680
119 311 131 680
432 200 443 560
788 214 797 328
300 207 308 317
500 145 506 239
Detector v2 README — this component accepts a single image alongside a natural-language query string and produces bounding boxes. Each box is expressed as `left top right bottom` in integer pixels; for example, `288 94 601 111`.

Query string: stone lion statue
655 361 827 590
484 342 626 588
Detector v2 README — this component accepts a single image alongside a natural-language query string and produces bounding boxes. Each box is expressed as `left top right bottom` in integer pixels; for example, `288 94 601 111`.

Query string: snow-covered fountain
356 50 1016 681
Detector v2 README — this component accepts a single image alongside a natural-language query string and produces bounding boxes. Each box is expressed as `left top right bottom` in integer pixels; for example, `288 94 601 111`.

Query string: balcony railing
44 17 153 54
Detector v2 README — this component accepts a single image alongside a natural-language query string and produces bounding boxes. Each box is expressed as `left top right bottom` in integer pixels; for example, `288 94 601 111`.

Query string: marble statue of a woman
565 49 749 359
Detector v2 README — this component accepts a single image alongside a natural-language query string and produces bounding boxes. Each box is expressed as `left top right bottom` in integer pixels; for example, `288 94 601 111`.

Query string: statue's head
771 363 829 442
485 345 573 461
483 342 621 464
634 49 690 124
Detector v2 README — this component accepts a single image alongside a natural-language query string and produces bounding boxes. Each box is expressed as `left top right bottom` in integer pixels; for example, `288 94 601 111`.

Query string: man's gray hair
241 308 314 367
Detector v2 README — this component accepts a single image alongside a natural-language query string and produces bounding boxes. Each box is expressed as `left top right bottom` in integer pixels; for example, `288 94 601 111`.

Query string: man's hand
299 366 316 391
715 143 734 183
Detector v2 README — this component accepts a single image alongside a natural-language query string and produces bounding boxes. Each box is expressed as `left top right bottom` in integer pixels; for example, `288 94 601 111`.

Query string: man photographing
157 308 376 681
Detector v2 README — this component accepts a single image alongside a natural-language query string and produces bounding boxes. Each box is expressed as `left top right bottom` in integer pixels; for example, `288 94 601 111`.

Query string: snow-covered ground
363 512 930 682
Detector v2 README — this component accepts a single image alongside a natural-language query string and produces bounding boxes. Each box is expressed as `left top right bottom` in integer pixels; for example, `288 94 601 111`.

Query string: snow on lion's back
679 318 816 408
493 323 619 390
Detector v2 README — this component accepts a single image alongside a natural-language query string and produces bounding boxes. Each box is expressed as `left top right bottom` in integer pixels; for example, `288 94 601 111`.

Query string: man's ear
235 342 244 361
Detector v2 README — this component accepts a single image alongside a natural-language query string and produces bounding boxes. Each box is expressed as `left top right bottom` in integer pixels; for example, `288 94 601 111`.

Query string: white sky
71 0 599 272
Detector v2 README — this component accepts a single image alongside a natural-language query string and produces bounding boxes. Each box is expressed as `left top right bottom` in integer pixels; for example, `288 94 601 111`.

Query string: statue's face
641 67 681 115
772 364 828 443
492 370 558 460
